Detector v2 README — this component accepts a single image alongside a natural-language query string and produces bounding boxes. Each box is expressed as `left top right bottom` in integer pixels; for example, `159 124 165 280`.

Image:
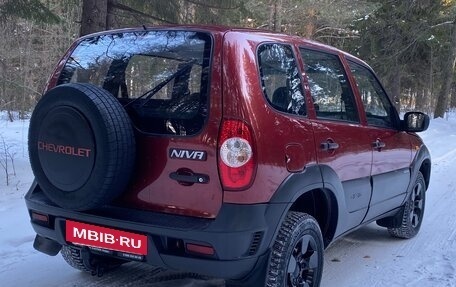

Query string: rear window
57 30 212 136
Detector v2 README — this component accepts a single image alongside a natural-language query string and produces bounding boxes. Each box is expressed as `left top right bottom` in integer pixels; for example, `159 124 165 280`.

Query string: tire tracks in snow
322 131 456 287
431 147 456 165
54 264 225 287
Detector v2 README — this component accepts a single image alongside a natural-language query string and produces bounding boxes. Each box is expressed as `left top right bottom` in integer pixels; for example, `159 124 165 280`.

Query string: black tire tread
61 245 92 273
73 83 135 210
388 172 426 239
61 245 127 274
266 211 323 287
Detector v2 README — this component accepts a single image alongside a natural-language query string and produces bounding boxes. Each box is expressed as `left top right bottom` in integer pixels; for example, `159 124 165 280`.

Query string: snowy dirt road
1 117 455 287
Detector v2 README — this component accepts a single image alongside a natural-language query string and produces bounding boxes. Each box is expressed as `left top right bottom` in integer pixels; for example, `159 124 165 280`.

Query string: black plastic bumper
25 181 287 279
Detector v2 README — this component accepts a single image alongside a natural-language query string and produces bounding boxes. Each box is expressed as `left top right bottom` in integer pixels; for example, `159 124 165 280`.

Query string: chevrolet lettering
37 141 92 158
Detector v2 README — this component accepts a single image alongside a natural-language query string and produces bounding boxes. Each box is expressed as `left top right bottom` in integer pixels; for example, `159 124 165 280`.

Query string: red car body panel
221 31 317 204
43 26 420 218
114 31 226 218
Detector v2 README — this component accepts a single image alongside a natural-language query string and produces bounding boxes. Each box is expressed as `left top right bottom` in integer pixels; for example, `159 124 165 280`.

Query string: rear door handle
170 171 209 185
372 139 386 150
320 141 339 151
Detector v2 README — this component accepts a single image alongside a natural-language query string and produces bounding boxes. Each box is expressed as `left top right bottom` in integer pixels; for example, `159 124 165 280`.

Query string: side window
300 49 359 123
258 44 306 116
349 61 397 128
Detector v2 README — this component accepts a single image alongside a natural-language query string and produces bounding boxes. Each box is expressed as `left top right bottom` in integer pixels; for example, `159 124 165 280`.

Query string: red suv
26 25 431 287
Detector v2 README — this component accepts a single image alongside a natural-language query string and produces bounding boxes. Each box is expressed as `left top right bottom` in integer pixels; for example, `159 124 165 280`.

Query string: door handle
372 139 386 150
320 141 339 151
170 170 209 185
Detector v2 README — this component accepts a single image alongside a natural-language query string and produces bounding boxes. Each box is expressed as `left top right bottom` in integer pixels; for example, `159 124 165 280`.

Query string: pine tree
0 0 60 24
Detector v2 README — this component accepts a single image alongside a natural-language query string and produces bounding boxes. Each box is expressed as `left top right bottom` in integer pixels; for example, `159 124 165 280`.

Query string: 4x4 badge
169 148 207 161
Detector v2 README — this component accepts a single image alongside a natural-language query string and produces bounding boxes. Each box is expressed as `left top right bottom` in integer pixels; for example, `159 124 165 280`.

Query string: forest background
1 0 456 120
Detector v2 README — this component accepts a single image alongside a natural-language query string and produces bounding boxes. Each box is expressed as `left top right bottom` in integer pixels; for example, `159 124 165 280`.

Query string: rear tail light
31 211 50 227
186 243 215 256
218 120 256 190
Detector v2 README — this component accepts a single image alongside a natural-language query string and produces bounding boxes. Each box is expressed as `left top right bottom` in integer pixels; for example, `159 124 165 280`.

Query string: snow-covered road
1 116 455 287
322 119 456 287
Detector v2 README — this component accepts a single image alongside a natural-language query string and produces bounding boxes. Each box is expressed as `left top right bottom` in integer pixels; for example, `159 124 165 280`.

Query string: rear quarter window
257 43 306 116
58 31 212 136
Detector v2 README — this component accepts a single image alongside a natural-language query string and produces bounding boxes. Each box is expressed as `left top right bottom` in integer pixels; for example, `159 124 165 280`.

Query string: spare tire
28 83 135 211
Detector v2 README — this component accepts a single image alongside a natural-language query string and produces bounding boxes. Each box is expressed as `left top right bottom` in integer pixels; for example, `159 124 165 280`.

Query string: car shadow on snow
67 224 396 287
68 263 225 287
335 223 399 245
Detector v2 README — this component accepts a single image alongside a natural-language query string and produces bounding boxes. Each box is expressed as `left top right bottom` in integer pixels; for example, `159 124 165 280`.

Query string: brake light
218 120 256 190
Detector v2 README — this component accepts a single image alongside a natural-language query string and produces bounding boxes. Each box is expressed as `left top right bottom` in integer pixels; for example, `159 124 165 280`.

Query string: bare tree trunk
268 0 282 32
274 0 282 32
434 19 456 118
107 0 115 29
424 46 434 113
179 0 196 24
304 7 317 38
268 0 275 31
415 88 426 111
450 82 456 109
80 0 108 36
390 59 402 112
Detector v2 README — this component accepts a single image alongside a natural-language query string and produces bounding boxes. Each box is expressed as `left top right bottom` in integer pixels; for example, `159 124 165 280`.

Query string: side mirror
403 112 430 132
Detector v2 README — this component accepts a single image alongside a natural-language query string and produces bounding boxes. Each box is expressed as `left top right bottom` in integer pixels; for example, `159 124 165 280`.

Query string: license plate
66 220 147 255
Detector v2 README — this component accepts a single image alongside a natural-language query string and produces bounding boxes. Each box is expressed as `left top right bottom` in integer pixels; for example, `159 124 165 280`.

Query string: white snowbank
0 115 455 286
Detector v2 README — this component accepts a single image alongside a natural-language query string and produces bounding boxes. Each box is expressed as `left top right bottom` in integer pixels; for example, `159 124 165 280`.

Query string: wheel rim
409 181 424 228
287 234 319 287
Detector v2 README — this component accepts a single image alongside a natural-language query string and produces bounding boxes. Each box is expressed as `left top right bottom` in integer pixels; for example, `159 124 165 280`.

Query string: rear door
56 30 223 218
347 61 412 221
300 48 373 231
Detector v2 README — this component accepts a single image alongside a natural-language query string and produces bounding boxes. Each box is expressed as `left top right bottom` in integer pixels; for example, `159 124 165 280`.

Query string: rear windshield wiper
124 59 196 108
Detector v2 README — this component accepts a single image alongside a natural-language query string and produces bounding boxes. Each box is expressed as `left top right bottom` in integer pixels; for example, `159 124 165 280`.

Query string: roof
77 24 370 69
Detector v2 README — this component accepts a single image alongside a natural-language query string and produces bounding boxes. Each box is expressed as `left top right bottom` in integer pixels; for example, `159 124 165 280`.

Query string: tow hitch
81 247 106 277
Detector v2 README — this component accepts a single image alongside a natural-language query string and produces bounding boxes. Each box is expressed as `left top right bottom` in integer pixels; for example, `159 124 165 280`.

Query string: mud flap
376 206 405 228
225 251 269 287
33 235 62 256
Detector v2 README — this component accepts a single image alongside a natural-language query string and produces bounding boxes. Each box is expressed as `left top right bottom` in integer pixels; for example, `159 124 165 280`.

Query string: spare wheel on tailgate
28 83 136 211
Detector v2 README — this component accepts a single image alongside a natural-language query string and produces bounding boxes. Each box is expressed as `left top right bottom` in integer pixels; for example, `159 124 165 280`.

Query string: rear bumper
25 181 287 279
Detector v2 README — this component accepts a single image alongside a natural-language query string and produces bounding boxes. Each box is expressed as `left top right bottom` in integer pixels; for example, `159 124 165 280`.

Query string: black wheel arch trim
405 144 431 204
268 165 347 247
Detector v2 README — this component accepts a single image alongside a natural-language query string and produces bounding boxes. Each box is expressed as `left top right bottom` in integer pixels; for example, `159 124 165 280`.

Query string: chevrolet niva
26 25 430 287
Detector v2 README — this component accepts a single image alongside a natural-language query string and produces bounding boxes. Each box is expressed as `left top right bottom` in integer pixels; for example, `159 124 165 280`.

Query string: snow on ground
0 115 455 287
